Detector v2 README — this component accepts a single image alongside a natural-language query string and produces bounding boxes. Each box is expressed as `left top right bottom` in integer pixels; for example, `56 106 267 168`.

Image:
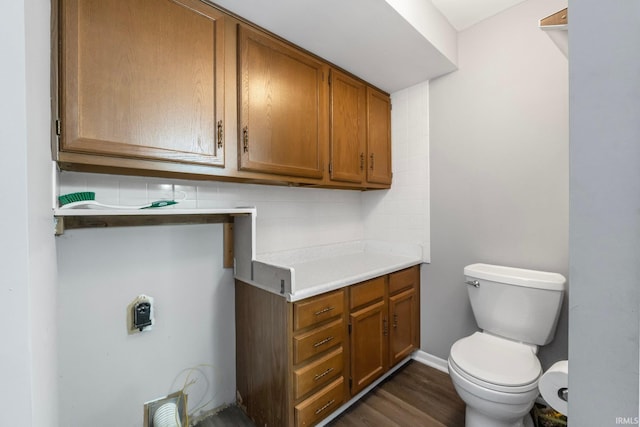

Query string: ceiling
210 0 529 92
431 0 528 31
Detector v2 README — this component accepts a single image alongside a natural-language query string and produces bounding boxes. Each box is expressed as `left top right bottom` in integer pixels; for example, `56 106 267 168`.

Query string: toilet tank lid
464 263 566 291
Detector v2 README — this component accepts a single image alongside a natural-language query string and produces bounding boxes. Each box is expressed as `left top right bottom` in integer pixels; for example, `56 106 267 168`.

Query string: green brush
58 191 178 210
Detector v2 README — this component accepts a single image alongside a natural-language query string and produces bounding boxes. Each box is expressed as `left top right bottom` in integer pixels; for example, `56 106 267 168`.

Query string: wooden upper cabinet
238 24 326 179
367 88 392 185
329 70 366 184
59 0 225 166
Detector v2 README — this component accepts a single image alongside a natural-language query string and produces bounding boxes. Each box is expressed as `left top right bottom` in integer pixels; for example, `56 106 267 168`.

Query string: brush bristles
58 191 96 206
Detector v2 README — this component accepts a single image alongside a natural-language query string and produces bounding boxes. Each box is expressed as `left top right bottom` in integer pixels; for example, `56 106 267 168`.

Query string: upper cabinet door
238 25 326 179
60 0 225 166
329 70 367 184
366 88 392 185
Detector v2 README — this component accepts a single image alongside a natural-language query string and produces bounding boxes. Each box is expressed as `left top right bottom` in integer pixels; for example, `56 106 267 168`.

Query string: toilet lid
450 332 541 387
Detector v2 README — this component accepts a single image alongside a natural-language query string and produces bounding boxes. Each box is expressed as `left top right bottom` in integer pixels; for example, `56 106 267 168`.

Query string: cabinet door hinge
349 378 352 389
55 119 61 136
328 162 333 174
328 71 332 85
348 323 352 334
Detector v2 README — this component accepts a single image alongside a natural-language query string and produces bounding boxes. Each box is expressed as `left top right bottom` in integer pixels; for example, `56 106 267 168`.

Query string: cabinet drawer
293 319 344 364
350 276 385 310
389 265 419 295
294 347 343 400
295 376 344 427
294 290 344 331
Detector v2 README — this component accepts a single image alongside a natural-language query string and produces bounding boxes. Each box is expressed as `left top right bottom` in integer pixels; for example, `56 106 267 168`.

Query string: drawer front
349 276 385 310
389 265 419 295
294 290 344 331
295 376 344 427
293 319 344 364
294 347 343 400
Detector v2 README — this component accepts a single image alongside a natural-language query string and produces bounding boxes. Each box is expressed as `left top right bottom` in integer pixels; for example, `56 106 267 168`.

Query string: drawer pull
314 306 335 316
313 367 335 382
313 336 334 348
314 399 335 415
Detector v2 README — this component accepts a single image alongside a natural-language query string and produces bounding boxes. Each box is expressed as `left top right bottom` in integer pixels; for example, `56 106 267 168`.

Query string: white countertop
241 240 423 301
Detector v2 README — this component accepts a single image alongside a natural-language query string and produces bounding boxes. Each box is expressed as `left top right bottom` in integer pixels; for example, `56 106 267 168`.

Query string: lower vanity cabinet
235 265 419 426
235 282 348 427
388 266 421 367
349 276 388 395
349 266 420 396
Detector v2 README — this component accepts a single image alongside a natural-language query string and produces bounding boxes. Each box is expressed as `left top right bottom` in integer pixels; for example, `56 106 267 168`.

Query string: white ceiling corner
430 0 528 31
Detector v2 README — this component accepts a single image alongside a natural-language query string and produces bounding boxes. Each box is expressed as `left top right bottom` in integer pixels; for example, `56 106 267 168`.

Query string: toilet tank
464 263 565 346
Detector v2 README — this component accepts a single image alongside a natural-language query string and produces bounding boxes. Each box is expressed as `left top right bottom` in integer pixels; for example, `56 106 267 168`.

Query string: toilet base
465 406 534 427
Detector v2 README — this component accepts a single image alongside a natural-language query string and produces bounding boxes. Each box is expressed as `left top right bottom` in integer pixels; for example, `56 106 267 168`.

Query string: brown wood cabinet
237 24 327 180
55 0 392 189
366 88 393 185
58 0 225 167
349 277 388 395
328 70 367 184
236 283 348 427
348 266 420 395
235 265 419 426
327 71 393 188
388 266 420 366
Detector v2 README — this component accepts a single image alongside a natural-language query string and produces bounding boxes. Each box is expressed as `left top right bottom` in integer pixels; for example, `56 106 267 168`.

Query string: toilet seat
449 332 541 393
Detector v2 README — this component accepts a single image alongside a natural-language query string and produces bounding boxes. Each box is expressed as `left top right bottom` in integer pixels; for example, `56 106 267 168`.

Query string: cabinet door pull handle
313 336 334 348
370 153 375 170
314 399 335 415
242 126 249 153
313 367 335 381
314 306 335 316
217 120 223 149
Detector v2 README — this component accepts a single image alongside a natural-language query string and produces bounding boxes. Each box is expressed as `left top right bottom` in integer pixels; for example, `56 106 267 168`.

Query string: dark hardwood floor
328 361 465 427
194 360 465 427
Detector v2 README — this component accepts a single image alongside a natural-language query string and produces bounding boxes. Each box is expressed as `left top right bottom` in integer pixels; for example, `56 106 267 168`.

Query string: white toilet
448 263 565 427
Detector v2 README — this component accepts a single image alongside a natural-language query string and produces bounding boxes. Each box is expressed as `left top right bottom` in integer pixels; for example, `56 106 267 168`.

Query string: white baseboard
412 349 449 373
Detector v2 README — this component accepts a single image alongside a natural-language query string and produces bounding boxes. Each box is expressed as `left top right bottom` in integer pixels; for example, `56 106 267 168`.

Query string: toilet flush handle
465 280 480 288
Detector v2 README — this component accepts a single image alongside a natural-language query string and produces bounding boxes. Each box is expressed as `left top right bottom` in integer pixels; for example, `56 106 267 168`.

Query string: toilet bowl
448 332 541 427
449 264 566 427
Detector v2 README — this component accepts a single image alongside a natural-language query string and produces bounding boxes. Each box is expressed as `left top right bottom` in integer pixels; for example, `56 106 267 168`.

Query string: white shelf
54 207 256 217
53 207 256 235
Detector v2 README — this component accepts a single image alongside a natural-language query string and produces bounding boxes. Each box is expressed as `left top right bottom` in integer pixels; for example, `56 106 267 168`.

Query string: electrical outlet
128 295 154 334
143 390 187 427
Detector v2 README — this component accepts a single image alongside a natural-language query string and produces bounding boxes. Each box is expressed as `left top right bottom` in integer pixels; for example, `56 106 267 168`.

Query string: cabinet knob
313 367 335 382
217 120 223 149
242 126 249 153
314 306 335 316
313 336 334 348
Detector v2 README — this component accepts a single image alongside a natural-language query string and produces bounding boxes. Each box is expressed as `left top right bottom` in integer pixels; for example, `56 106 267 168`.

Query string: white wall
568 0 640 423
1 0 58 426
1 1 34 424
56 175 364 424
426 0 569 368
363 80 430 258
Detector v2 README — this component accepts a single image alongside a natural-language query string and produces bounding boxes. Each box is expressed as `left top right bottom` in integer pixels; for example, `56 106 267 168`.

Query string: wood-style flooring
194 360 465 427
